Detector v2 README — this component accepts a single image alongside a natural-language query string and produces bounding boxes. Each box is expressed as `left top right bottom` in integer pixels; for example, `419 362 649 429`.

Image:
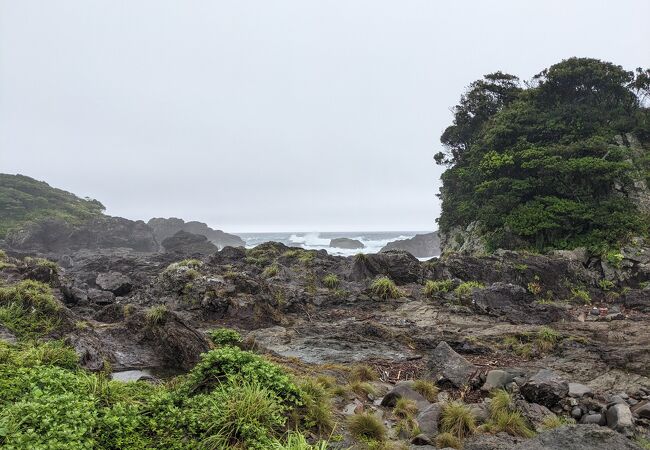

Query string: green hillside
0 174 105 238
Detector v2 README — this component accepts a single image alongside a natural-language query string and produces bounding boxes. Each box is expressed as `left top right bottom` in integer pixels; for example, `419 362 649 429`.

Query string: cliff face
147 217 244 250
5 216 158 254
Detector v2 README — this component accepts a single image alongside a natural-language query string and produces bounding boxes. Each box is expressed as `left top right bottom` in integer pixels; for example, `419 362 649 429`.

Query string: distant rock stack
147 217 244 250
380 232 440 258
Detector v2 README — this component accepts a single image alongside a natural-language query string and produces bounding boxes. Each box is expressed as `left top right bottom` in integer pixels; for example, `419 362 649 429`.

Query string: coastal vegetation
436 58 650 252
0 174 105 238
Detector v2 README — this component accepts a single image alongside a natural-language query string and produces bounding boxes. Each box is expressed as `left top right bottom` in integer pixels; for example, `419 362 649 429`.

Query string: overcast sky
1 1 649 232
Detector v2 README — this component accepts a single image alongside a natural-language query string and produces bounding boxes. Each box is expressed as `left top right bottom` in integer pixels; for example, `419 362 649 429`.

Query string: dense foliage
0 341 325 449
0 280 326 449
436 58 650 252
0 174 105 238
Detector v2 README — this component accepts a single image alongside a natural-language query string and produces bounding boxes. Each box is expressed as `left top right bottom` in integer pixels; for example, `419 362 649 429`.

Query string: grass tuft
412 379 439 402
435 432 461 449
145 305 168 326
348 412 386 442
370 277 402 300
322 274 340 289
440 401 476 439
423 279 454 297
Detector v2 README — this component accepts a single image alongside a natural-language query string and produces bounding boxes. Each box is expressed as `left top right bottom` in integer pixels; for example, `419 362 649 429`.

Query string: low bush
393 398 418 419
208 327 242 347
370 277 402 299
0 280 61 338
423 279 454 297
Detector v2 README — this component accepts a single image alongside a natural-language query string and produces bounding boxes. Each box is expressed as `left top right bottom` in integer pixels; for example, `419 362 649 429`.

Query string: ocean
236 231 432 257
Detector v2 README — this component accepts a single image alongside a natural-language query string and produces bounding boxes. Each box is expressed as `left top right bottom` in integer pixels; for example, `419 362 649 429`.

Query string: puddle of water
110 369 153 382
111 367 184 382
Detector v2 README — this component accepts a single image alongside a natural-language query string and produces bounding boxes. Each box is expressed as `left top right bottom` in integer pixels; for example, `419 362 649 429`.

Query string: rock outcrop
329 237 364 249
380 232 440 258
5 217 158 253
161 230 219 255
147 217 244 250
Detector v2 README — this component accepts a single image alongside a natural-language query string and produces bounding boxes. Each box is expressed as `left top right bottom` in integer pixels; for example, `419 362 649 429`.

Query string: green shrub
271 432 328 450
193 378 287 449
412 379 439 402
348 412 386 441
440 401 476 439
454 281 484 298
423 279 454 297
183 346 301 404
3 340 78 370
145 305 168 326
0 280 61 338
370 277 402 299
435 432 461 449
208 327 242 347
322 274 340 289
605 251 624 268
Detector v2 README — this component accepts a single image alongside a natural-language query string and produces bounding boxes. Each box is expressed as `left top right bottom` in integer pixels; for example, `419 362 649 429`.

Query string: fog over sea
237 231 431 257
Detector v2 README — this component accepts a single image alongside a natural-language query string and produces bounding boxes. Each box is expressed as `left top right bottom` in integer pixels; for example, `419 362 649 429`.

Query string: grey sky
1 1 648 232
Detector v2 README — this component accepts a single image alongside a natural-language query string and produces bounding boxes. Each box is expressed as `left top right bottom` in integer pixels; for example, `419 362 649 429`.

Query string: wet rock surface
2 239 650 447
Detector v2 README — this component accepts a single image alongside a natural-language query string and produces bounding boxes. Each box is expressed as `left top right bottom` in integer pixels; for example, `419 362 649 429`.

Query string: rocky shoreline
1 237 649 448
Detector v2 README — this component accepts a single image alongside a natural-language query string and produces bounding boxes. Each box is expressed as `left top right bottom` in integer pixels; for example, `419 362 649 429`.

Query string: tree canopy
436 58 650 252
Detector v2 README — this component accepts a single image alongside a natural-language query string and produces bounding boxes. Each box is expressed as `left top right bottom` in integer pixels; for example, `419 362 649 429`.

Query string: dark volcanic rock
329 237 364 249
6 217 158 253
161 230 218 255
509 424 641 449
349 250 421 284
428 341 478 388
472 282 570 324
96 271 132 296
148 217 244 250
521 369 569 408
380 232 440 258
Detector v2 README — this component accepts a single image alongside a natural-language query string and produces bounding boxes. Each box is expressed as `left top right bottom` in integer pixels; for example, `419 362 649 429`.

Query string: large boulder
509 424 641 449
521 369 569 408
329 237 364 249
349 250 422 284
415 403 443 438
380 232 440 258
606 403 634 435
380 383 429 410
428 341 478 388
161 230 218 255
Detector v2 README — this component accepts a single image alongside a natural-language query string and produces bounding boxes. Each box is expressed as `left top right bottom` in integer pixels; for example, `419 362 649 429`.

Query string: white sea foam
242 231 423 257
